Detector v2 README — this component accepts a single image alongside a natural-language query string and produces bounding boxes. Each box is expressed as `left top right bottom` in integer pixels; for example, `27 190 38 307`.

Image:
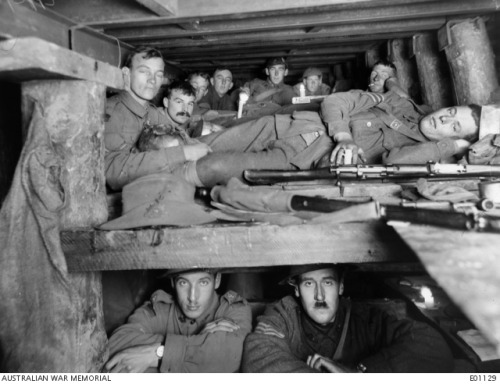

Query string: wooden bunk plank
0 37 124 90
393 224 500 355
135 0 178 17
61 221 416 272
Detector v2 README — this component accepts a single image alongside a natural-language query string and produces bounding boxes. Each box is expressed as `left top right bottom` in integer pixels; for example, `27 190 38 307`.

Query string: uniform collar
267 79 284 89
119 91 151 118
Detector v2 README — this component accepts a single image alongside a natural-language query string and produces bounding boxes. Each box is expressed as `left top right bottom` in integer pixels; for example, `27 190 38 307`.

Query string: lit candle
238 92 249 119
420 287 435 309
299 83 306 97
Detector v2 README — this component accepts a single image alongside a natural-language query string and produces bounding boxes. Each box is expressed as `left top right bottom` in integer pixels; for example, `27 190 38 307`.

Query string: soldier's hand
201 122 224 136
254 322 285 338
454 139 472 156
200 318 240 334
307 354 356 373
330 138 366 165
183 143 213 161
104 344 159 373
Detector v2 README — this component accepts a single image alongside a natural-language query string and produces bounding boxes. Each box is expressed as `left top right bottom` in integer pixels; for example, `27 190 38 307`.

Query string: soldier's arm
159 299 252 373
104 104 186 190
382 139 462 164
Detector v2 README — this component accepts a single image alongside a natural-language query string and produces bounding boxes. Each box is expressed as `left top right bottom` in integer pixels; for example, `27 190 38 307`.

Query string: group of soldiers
100 46 500 373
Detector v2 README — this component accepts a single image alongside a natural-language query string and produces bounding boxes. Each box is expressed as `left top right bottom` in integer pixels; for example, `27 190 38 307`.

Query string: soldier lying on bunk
321 76 500 165
105 268 251 373
242 264 454 373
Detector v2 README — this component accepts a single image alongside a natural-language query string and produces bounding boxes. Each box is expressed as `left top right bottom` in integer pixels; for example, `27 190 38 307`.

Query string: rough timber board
0 38 124 90
61 221 416 272
392 224 500 355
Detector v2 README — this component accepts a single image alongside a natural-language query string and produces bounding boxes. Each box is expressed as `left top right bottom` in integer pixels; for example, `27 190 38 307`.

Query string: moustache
176 112 191 118
314 301 328 309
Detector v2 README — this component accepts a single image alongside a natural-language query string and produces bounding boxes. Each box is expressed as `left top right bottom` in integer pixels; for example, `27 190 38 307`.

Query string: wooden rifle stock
244 163 500 185
290 195 500 233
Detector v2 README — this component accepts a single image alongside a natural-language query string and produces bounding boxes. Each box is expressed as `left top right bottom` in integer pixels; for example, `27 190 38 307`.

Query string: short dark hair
372 59 397 74
187 72 210 82
213 67 233 78
123 46 163 69
164 80 196 99
466 103 482 141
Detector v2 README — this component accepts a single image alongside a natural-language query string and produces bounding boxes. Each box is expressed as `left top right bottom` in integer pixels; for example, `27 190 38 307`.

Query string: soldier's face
123 55 165 105
368 64 395 93
304 75 321 94
266 65 288 85
212 70 233 97
189 75 209 102
174 272 221 320
294 268 343 326
420 106 479 141
164 89 195 125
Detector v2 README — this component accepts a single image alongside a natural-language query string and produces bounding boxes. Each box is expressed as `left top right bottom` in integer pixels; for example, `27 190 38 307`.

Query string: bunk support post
442 17 499 105
412 32 454 110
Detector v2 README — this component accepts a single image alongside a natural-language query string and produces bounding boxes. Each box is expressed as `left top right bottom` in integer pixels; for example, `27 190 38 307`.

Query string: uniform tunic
198 87 238 111
320 90 459 163
242 296 454 373
293 82 331 96
104 91 187 191
109 289 252 373
197 111 333 186
244 78 295 106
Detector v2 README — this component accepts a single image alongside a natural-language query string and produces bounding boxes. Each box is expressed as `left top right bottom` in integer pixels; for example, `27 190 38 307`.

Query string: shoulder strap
333 299 351 361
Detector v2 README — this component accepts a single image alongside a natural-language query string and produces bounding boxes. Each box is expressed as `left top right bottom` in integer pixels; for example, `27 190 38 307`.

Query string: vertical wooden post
413 33 454 110
22 81 108 228
1 80 107 372
443 17 499 105
388 38 422 103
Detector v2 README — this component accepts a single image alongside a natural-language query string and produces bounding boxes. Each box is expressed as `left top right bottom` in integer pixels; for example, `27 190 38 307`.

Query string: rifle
289 195 500 233
244 163 500 185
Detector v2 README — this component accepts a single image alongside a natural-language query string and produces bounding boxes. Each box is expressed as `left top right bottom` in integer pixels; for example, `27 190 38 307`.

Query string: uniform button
367 122 372 127
314 132 319 137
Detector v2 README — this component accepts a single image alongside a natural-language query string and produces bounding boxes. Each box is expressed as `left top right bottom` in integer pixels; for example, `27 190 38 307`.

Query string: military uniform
320 90 459 163
104 91 188 191
109 289 252 373
292 82 331 97
244 78 295 106
198 86 238 111
242 296 454 373
196 111 333 186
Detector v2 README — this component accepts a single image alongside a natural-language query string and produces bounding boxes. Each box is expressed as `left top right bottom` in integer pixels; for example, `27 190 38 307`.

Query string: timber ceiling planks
26 0 500 84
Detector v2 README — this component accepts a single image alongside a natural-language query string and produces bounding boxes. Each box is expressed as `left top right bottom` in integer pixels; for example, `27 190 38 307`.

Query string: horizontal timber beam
0 2 133 67
105 0 497 41
79 0 449 28
141 19 445 48
61 221 416 272
0 38 124 90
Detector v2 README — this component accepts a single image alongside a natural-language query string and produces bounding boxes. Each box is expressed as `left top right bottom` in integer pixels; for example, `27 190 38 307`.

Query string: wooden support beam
106 0 496 41
393 224 500 355
61 222 417 272
0 2 132 67
125 18 446 47
388 38 422 103
413 33 454 110
443 17 499 105
57 0 435 26
135 0 177 16
1 59 110 371
0 38 124 90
